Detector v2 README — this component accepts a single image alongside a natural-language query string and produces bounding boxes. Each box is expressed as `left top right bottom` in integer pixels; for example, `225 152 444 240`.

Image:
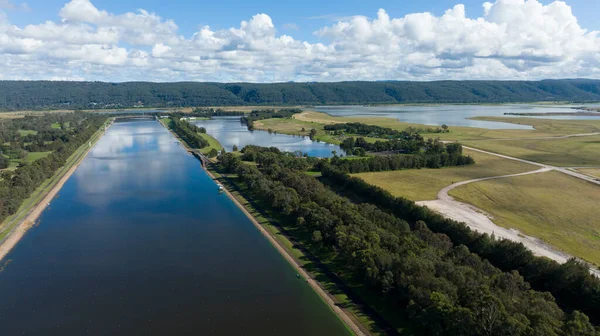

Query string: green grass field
50 122 61 129
353 149 536 201
464 135 600 167
198 132 223 155
17 129 38 136
450 171 600 266
25 151 53 162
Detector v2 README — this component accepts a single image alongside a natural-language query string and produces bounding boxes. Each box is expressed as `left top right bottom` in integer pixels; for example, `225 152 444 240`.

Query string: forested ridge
1 79 600 110
216 146 599 335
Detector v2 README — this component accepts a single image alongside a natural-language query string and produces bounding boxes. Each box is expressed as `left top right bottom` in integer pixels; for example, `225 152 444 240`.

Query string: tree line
216 148 599 335
327 142 473 173
0 113 107 223
2 80 600 110
325 122 448 138
168 118 209 149
320 165 600 326
189 108 245 118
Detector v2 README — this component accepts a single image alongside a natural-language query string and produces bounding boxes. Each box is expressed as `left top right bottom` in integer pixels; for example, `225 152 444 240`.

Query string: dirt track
417 151 600 277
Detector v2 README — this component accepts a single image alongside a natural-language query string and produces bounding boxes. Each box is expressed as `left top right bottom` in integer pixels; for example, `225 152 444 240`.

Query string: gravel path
417 148 600 276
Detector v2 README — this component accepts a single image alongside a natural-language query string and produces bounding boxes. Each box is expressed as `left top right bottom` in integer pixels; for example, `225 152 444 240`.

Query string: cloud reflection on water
73 120 192 207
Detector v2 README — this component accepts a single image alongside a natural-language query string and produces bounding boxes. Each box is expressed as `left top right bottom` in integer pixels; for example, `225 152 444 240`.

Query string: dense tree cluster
1 80 600 110
325 122 448 138
240 108 302 130
320 165 600 326
169 118 209 149
0 113 106 223
188 108 245 118
217 149 599 335
328 144 474 173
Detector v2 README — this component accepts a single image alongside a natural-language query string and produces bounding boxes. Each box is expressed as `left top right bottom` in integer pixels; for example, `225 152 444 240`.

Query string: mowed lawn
450 171 600 266
18 129 38 136
464 134 600 167
198 132 223 154
353 149 536 201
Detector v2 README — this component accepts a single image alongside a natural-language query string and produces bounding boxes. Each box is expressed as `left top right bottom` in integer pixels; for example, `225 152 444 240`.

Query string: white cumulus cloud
0 0 597 82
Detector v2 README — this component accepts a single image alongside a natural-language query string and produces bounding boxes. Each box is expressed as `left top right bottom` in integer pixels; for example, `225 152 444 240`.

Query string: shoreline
162 121 366 336
0 122 109 262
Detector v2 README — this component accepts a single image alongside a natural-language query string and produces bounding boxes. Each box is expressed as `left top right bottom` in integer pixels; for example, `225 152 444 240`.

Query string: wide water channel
314 104 600 129
0 119 350 335
193 117 341 157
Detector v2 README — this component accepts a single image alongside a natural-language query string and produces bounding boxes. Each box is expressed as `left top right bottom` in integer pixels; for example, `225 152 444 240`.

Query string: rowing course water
0 118 350 335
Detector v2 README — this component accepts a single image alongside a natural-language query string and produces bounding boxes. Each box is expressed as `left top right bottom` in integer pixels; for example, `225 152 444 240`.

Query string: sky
0 0 599 82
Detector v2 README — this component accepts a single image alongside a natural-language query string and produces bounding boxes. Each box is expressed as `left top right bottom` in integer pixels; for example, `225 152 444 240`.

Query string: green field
25 151 53 162
450 171 600 266
353 149 536 201
18 129 38 136
464 135 600 167
51 122 61 129
198 132 223 155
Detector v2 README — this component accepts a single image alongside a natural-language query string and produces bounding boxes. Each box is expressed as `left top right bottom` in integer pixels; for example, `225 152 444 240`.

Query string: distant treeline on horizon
1 79 600 110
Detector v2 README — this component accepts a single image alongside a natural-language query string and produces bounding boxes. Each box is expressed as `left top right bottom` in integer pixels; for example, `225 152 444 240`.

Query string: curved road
417 145 600 277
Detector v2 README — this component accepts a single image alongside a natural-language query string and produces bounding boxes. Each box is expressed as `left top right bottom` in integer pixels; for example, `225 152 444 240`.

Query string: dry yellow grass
576 168 600 178
464 135 600 167
353 149 537 201
450 171 600 266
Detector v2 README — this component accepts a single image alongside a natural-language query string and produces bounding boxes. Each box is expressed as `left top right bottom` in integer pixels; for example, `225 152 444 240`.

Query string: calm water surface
193 117 341 157
0 119 349 335
314 104 600 129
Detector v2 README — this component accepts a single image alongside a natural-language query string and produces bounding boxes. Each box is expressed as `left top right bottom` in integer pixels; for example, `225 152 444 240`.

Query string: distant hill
1 79 600 110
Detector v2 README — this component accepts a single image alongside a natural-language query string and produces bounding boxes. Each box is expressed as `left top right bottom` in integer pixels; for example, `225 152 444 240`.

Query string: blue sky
0 0 599 82
8 0 599 42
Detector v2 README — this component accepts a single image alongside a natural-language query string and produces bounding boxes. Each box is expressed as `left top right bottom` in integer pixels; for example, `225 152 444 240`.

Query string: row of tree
327 149 474 173
325 122 448 138
320 165 600 326
217 148 598 335
189 108 245 118
168 118 209 149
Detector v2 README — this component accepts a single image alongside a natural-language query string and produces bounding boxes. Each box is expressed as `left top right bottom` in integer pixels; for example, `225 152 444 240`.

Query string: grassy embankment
353 149 537 201
159 118 223 155
207 164 415 335
450 171 600 266
0 119 110 241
